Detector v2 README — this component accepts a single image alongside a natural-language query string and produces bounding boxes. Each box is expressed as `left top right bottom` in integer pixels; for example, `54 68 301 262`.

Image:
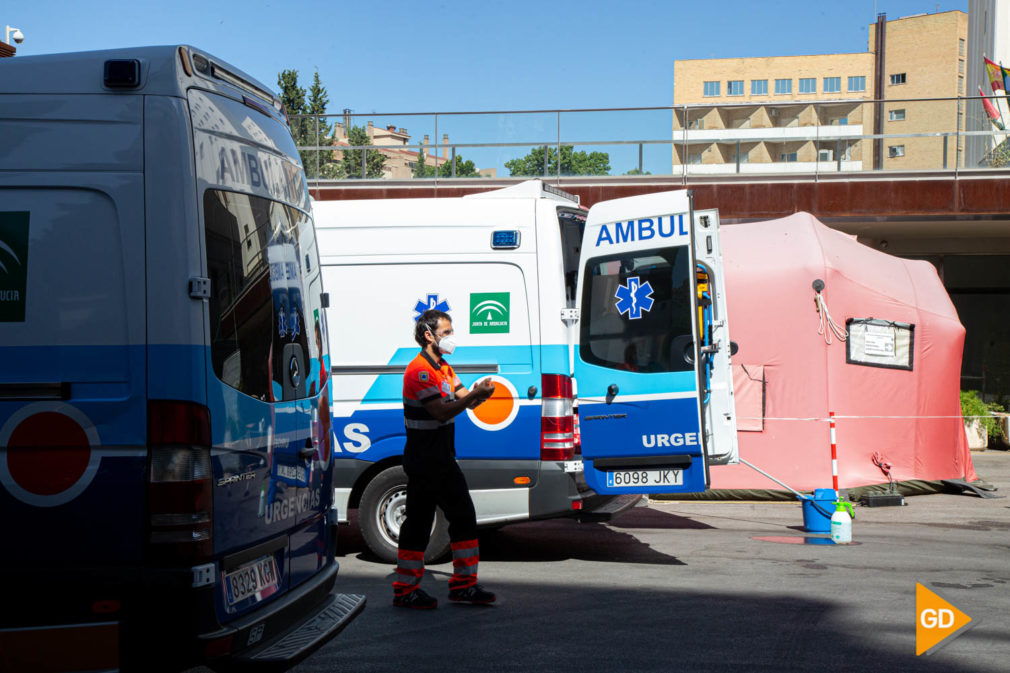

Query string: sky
3 0 970 175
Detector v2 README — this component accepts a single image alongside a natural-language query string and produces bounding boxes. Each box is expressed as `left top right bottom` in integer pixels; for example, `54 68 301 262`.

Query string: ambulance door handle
606 384 619 404
298 441 315 461
528 386 538 399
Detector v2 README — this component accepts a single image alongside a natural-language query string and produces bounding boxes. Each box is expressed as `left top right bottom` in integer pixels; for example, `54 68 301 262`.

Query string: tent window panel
733 364 766 431
846 318 914 370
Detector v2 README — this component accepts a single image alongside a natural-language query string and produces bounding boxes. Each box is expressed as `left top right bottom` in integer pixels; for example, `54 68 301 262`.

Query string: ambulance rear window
579 247 693 373
204 190 326 401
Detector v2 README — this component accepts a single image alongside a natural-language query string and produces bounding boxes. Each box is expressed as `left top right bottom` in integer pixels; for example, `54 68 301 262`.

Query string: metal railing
289 96 1010 182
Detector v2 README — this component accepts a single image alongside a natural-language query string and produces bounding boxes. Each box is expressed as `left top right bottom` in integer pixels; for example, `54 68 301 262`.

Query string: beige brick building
673 10 968 173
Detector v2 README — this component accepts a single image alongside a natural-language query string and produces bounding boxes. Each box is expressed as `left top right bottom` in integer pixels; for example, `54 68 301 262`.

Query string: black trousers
398 459 477 552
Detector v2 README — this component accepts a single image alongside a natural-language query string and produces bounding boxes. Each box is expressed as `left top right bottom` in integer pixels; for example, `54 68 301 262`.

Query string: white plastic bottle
830 500 854 543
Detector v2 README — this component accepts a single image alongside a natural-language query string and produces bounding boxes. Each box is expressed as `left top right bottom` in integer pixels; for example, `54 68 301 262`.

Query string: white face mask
436 333 457 355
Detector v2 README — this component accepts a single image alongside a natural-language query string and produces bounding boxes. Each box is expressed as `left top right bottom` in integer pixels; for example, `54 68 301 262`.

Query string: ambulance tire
359 466 450 564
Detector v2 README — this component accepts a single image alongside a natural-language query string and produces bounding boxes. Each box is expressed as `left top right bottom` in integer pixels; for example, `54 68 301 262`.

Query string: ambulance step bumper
575 493 644 522
246 592 366 663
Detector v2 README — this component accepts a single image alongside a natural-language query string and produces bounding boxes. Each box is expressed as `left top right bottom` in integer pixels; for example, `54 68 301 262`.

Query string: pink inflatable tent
711 212 978 494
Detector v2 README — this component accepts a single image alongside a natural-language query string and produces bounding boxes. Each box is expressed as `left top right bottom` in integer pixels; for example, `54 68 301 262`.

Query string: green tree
413 149 436 178
439 154 480 177
278 69 341 179
341 125 386 179
624 168 652 175
505 145 610 177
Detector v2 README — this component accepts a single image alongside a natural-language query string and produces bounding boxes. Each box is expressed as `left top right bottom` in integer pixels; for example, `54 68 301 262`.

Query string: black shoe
393 588 438 609
448 583 496 604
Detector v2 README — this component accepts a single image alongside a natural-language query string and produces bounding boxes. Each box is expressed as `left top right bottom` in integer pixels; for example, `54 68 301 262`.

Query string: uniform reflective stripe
416 386 441 398
452 558 478 571
396 567 424 580
451 539 478 550
396 557 425 570
403 398 425 408
404 418 443 430
451 546 479 560
449 576 477 590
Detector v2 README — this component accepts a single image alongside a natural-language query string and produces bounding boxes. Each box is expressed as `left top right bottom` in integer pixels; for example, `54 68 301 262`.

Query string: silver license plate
224 556 279 607
606 468 683 488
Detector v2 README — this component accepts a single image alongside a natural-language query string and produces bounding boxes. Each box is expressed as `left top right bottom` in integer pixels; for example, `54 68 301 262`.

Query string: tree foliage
505 145 610 177
277 69 341 179
341 125 387 179
413 151 481 178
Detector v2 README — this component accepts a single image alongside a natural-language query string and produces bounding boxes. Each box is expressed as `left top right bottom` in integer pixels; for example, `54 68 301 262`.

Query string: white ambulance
313 181 738 562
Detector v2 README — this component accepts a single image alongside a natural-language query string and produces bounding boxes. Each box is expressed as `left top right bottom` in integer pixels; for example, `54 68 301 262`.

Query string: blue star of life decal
413 293 451 321
614 276 654 320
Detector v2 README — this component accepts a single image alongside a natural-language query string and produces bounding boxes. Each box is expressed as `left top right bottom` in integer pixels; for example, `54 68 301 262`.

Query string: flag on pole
984 57 1006 92
980 86 1005 130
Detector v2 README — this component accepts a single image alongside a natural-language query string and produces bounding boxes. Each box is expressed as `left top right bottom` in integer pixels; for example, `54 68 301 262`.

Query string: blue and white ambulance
0 46 362 672
312 181 738 563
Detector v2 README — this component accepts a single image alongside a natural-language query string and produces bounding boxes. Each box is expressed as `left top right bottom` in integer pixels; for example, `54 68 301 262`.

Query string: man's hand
467 378 496 408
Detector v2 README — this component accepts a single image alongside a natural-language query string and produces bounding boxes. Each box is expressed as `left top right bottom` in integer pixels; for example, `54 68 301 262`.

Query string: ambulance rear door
573 190 709 495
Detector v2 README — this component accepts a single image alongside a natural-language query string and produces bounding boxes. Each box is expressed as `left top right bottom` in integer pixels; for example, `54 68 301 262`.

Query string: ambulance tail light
541 374 575 461
146 400 213 563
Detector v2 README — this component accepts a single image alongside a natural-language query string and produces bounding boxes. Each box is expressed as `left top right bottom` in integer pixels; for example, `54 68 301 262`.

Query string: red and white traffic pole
829 411 839 493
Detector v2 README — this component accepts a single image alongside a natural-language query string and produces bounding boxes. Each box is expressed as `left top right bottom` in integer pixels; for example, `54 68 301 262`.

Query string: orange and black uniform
393 350 480 599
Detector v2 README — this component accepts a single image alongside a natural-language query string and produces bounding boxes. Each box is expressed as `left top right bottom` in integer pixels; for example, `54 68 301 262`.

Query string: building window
688 152 703 164
818 149 833 162
823 77 841 93
959 38 965 56
890 73 906 85
958 75 964 94
888 109 906 121
751 79 768 95
799 78 816 93
958 59 965 74
688 118 705 130
779 152 798 162
888 145 905 158
703 81 720 97
775 78 792 94
848 76 866 92
727 80 744 96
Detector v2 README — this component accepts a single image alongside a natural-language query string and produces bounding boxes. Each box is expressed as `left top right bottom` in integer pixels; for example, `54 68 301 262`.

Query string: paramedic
392 308 497 609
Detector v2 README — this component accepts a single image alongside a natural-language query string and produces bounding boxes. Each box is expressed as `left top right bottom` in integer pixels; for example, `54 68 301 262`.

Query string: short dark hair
414 309 451 347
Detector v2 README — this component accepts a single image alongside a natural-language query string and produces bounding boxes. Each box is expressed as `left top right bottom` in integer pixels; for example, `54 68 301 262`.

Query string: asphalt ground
282 450 1010 673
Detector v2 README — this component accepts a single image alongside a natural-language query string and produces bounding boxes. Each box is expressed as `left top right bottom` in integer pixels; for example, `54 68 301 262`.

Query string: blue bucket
798 488 837 533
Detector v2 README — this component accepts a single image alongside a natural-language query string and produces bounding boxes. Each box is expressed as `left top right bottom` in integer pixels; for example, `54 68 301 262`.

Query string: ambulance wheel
359 466 450 564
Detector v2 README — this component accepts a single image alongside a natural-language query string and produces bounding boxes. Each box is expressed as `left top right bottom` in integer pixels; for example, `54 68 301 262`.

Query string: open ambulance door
693 208 739 466
573 190 735 496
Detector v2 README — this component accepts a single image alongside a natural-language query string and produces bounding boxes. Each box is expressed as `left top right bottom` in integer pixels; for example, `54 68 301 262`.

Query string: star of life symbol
614 276 654 320
413 293 450 321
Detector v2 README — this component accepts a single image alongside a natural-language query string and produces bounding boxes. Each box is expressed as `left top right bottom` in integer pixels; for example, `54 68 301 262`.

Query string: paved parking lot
286 451 1010 673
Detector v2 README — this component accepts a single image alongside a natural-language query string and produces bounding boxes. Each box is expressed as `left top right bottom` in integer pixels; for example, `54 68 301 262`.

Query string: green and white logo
0 212 30 323
470 292 510 334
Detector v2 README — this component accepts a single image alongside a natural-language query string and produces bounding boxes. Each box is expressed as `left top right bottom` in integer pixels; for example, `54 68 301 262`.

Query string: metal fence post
736 140 741 174
942 135 948 170
836 139 842 172
315 114 320 179
451 146 457 178
639 143 643 173
543 145 549 177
